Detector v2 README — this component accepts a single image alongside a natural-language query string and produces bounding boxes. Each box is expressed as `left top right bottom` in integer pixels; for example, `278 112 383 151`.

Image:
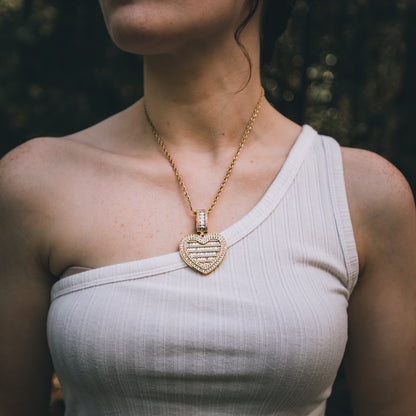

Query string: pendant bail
196 209 208 235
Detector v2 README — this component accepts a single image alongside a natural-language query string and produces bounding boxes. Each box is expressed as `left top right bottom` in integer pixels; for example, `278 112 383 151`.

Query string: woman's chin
101 2 239 56
105 10 183 55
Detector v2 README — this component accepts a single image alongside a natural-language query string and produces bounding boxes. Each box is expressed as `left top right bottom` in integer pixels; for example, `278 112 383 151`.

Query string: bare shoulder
341 147 415 270
0 99 140 195
1 138 59 201
0 138 74 269
342 147 414 216
340 150 416 414
0 137 71 210
0 138 68 413
342 148 414 233
0 137 92 261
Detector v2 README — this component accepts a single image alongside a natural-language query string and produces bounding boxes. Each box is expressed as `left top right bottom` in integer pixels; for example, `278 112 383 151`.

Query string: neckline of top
52 125 318 298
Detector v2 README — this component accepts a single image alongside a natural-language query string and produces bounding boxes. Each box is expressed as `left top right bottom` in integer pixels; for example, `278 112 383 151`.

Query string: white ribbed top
47 125 359 416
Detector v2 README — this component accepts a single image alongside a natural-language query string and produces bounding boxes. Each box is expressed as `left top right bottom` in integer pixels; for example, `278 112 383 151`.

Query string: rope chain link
144 88 264 215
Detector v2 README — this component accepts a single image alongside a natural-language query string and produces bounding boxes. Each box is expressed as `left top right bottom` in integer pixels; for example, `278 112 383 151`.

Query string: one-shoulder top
47 125 359 415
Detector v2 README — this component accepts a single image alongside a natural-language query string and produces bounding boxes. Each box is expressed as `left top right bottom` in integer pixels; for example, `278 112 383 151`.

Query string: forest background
0 0 415 415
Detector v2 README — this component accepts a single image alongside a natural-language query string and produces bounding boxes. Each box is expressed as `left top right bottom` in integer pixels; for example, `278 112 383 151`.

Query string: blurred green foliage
0 0 142 153
265 0 415 191
1 0 415 191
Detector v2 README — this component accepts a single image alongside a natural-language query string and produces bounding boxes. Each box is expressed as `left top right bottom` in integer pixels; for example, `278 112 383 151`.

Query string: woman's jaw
99 0 266 150
99 0 259 55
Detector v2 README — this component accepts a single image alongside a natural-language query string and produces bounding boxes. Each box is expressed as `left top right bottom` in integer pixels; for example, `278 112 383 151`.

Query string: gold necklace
144 88 264 275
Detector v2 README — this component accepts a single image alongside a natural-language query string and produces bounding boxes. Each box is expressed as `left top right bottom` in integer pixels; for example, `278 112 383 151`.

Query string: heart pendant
179 233 227 275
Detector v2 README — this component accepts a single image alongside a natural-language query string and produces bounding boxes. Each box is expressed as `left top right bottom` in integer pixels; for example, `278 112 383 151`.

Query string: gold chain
144 88 264 215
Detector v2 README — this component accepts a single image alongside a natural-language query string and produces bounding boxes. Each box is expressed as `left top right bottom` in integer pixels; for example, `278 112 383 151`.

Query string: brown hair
234 0 296 79
260 0 296 65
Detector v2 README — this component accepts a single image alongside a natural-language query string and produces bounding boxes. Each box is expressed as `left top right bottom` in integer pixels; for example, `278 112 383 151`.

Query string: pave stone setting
179 233 227 275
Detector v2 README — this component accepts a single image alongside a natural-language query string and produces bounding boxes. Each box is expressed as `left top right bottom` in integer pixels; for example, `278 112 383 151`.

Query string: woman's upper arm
342 148 416 415
0 141 56 415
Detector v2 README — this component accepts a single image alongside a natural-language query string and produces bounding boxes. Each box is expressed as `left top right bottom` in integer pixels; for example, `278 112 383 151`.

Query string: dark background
1 1 414 414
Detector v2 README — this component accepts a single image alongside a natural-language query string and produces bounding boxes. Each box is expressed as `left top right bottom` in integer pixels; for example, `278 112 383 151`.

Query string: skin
0 0 415 414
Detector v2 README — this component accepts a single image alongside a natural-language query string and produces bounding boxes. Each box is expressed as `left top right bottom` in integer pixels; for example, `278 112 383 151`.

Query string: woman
0 0 415 414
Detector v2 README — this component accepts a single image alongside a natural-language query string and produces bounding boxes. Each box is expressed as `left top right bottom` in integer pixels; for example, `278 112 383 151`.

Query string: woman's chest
48 242 350 413
48 157 278 277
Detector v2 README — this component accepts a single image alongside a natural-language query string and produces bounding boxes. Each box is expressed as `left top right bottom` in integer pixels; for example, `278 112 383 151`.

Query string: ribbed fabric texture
47 125 359 416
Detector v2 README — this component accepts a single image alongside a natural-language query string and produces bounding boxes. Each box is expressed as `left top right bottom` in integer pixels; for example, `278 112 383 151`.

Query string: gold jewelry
144 88 264 275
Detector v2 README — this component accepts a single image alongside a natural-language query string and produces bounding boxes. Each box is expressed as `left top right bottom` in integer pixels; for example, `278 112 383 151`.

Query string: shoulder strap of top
321 135 359 296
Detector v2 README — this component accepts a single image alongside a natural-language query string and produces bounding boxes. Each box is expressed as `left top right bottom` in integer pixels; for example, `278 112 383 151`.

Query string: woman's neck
141 29 263 154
